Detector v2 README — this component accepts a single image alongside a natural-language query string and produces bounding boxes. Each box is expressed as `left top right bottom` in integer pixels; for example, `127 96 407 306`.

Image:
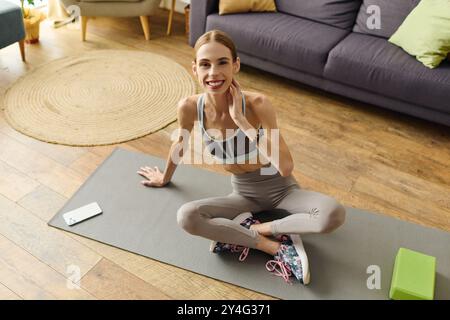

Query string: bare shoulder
243 90 271 107
177 94 200 119
176 94 202 130
242 91 274 118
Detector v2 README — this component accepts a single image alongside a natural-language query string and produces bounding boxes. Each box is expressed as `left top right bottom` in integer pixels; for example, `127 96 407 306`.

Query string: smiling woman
194 30 237 92
137 29 347 286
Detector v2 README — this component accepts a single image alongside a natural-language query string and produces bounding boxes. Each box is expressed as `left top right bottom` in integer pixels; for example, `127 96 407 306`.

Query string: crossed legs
177 188 346 255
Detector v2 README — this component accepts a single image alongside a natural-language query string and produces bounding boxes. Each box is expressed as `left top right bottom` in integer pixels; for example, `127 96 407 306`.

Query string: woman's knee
176 202 201 235
320 202 346 233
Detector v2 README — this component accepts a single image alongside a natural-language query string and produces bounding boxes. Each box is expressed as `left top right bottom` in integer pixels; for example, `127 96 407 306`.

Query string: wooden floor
1 8 449 300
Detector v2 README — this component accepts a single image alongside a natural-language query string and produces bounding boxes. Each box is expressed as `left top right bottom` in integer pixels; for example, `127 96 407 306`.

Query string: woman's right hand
137 166 168 187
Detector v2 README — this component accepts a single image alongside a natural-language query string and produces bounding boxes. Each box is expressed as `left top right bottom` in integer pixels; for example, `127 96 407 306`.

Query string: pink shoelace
230 245 250 262
228 218 261 262
265 245 293 284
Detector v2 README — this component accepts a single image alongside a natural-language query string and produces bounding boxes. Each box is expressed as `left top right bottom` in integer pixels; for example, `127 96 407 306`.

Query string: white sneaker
290 234 310 285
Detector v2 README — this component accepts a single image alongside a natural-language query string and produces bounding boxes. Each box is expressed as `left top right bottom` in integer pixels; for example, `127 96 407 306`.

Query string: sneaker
265 234 310 285
210 212 260 262
274 234 291 243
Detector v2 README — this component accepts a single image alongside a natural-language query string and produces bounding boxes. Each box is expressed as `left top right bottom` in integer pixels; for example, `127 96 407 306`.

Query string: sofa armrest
189 0 219 47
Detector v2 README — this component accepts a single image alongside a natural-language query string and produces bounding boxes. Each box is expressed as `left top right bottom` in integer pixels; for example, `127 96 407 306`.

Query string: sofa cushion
353 0 420 39
219 0 276 15
206 12 350 76
0 0 25 48
388 0 450 69
275 0 362 30
80 0 141 2
324 33 450 113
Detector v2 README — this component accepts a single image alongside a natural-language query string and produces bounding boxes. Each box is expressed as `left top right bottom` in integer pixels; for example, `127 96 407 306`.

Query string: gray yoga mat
48 148 450 300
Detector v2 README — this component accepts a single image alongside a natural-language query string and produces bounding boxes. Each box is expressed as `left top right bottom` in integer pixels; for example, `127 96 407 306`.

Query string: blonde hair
194 29 238 62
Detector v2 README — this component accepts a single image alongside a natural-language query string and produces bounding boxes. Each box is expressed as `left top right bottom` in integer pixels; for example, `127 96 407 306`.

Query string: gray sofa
0 0 25 62
189 0 450 127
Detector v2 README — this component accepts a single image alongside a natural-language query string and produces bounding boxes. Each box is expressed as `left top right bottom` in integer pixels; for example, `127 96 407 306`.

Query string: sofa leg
81 16 88 41
167 0 175 35
18 39 25 62
140 16 150 40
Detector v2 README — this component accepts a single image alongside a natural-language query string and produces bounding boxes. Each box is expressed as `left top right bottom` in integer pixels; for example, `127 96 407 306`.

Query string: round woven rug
3 50 197 146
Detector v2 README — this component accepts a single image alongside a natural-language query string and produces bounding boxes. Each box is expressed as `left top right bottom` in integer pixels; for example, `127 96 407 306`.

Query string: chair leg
18 39 25 62
167 0 175 35
140 16 150 40
81 16 88 41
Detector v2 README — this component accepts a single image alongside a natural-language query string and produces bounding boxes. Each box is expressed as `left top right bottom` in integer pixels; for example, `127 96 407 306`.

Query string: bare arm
137 98 195 187
254 96 294 177
235 95 294 177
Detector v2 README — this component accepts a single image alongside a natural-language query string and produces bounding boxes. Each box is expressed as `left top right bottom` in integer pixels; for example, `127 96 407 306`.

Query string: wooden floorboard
0 234 95 300
0 8 449 299
0 195 102 278
78 258 169 300
0 283 21 300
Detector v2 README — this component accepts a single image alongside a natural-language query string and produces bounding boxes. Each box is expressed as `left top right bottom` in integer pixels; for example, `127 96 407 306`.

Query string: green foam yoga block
389 248 436 300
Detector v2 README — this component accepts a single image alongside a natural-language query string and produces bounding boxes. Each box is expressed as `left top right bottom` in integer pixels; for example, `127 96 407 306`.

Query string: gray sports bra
197 93 264 163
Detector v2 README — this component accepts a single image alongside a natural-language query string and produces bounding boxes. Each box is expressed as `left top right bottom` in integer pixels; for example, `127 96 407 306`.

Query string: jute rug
3 50 197 146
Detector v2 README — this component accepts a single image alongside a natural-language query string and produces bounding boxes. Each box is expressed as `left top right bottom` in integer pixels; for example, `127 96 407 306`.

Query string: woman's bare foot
250 222 273 236
254 234 281 256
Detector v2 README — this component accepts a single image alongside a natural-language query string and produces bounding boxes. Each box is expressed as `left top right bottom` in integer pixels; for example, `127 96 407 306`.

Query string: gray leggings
176 167 346 248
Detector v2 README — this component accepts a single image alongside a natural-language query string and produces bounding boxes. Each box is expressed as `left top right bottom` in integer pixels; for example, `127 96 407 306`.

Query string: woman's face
192 41 240 95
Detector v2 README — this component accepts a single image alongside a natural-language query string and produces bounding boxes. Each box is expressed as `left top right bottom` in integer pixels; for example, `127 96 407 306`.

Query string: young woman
137 30 346 285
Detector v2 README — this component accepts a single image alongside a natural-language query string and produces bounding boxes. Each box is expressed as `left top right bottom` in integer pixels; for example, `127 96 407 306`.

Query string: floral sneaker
265 234 310 285
210 212 260 262
275 234 291 243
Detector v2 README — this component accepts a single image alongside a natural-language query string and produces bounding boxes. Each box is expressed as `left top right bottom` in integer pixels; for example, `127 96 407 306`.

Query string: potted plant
21 0 46 44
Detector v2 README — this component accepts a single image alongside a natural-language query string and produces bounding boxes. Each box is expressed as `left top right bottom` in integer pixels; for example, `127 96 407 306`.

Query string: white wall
160 0 188 14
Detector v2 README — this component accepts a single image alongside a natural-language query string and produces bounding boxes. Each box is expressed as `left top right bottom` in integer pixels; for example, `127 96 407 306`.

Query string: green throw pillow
388 0 450 69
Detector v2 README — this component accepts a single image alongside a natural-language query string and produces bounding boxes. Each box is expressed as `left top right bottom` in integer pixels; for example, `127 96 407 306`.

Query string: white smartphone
63 202 103 226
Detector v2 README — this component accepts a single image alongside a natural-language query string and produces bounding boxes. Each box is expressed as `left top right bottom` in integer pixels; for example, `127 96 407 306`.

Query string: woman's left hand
227 79 244 123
